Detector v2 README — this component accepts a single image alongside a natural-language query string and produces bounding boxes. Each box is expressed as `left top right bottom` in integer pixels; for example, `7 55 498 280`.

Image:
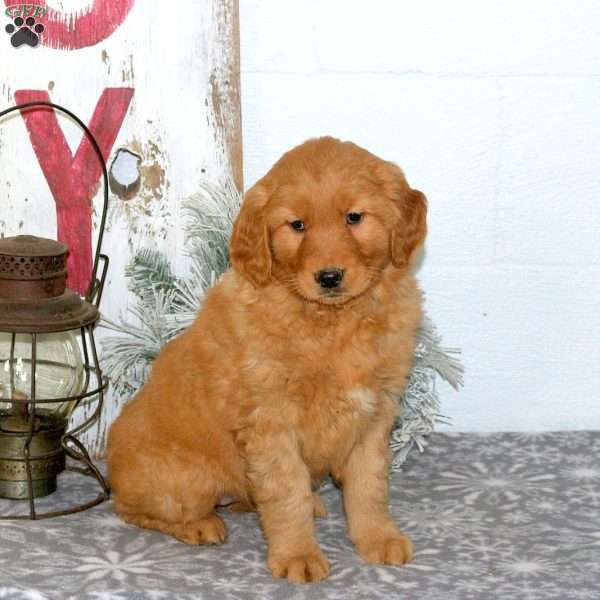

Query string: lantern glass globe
0 331 85 421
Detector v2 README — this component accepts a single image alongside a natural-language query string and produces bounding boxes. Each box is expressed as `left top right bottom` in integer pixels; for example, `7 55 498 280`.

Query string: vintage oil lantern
0 101 110 519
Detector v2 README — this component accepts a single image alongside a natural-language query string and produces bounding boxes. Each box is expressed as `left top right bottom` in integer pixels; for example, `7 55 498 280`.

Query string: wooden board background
0 0 242 454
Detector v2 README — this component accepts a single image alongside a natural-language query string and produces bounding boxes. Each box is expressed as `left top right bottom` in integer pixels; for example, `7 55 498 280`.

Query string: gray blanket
1 431 599 599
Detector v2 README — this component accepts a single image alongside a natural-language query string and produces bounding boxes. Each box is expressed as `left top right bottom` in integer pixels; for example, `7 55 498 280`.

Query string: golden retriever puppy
107 136 427 583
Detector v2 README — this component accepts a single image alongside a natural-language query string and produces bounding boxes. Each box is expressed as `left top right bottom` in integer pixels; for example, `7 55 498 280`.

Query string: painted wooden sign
0 0 242 454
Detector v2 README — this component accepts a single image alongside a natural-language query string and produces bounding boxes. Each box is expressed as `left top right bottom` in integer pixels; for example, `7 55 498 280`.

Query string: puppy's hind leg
112 456 228 545
116 489 227 545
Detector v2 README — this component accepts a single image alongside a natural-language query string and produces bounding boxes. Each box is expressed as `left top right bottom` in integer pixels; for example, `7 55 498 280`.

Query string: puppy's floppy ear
391 187 427 268
376 161 427 269
230 183 272 286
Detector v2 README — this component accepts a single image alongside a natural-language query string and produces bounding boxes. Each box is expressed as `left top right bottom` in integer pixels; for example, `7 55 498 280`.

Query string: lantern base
0 412 66 500
0 476 60 500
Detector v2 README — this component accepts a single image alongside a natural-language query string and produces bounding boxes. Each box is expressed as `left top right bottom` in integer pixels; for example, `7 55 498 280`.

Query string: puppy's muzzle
314 268 345 289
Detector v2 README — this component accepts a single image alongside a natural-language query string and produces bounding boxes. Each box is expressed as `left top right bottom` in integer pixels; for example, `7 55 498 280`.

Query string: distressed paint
128 137 167 203
209 0 243 191
0 0 242 454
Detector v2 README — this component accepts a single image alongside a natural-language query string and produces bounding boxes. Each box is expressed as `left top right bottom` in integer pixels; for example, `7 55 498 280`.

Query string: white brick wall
239 1 600 431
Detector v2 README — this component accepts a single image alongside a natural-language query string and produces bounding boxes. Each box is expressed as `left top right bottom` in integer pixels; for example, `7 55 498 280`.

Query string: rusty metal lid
0 236 68 282
0 235 97 332
0 290 99 333
0 235 67 258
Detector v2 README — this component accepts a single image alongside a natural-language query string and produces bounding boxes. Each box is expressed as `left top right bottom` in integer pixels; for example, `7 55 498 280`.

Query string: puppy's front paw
356 532 413 565
268 548 330 583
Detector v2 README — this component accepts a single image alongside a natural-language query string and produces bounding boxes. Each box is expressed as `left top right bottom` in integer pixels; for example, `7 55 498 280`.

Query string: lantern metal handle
0 101 109 305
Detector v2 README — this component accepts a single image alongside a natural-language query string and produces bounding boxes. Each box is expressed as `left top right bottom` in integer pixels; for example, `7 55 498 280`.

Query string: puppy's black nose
314 268 345 289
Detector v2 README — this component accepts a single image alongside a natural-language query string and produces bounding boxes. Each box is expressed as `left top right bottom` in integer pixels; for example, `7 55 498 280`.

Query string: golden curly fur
107 137 427 583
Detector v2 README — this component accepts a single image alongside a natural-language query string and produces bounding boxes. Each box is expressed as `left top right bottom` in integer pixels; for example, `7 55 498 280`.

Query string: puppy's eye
289 220 305 232
346 212 363 225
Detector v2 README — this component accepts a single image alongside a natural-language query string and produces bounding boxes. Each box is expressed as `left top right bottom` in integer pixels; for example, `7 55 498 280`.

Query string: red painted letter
4 0 135 50
15 88 134 294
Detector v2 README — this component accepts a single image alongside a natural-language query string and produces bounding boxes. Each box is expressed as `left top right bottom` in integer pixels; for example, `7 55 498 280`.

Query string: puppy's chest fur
244 299 411 479
299 382 391 482
297 326 399 478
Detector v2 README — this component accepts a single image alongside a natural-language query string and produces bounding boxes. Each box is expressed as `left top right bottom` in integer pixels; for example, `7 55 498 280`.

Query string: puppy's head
230 137 426 304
